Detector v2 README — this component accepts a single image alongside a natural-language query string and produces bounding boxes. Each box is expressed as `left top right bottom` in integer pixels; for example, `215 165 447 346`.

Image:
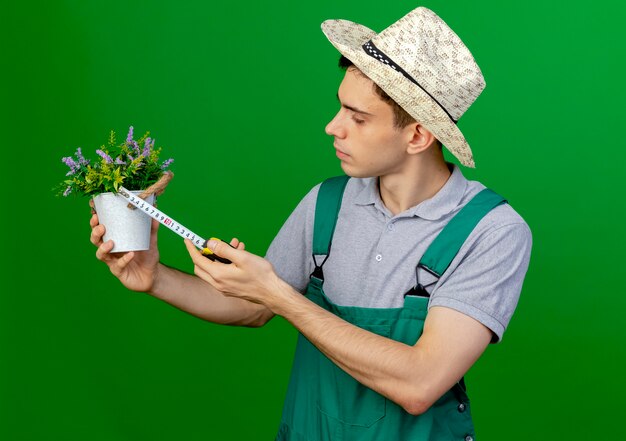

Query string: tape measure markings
117 187 206 249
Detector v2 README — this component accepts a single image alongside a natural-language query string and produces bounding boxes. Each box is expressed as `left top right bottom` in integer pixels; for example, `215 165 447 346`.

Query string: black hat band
362 40 458 124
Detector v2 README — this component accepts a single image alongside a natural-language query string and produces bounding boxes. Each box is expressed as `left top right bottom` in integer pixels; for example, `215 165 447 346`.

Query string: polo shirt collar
353 162 468 221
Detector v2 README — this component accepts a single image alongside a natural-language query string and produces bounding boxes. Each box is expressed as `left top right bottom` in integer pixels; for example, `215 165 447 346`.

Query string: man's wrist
148 262 167 296
267 277 306 318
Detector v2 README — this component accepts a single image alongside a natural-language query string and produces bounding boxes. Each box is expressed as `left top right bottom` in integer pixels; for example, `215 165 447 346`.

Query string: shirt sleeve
427 222 533 343
264 184 321 294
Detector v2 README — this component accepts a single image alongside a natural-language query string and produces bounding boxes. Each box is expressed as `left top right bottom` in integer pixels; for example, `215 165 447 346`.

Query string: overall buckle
403 283 430 298
310 254 329 282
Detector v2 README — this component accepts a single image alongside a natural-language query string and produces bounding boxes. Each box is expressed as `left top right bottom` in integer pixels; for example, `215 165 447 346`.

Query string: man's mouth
334 142 350 160
334 141 349 156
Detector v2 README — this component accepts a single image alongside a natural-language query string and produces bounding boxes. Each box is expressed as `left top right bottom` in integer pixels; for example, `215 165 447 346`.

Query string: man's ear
406 123 438 155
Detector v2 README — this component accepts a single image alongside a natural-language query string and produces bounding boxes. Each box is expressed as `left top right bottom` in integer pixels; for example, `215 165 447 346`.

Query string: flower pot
93 190 156 253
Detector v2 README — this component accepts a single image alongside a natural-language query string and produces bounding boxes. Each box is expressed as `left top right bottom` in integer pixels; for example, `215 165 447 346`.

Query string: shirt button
458 403 466 413
387 222 395 231
465 436 474 441
375 254 382 262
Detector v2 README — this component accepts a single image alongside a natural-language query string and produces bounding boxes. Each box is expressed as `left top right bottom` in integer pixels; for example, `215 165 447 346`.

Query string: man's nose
325 111 344 138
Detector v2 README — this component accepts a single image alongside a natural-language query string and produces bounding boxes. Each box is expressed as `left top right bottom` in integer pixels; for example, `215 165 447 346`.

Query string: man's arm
271 280 491 415
149 263 275 327
90 213 275 327
184 239 492 415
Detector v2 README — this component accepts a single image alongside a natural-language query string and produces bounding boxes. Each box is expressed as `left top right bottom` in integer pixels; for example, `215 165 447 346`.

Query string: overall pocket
316 323 391 428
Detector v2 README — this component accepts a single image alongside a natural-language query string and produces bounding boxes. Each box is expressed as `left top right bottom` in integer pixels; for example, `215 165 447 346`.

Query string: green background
1 0 624 439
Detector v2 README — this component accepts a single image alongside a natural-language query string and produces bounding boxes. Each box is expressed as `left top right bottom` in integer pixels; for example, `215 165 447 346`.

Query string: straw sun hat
321 6 485 168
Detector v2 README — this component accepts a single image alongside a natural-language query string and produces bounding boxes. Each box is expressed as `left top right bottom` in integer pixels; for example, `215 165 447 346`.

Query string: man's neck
378 161 452 216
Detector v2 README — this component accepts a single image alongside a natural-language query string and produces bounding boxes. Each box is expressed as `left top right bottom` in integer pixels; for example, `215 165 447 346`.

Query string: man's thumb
207 238 236 258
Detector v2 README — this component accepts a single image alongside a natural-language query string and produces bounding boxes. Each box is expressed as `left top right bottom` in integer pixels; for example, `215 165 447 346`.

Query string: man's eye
352 117 365 124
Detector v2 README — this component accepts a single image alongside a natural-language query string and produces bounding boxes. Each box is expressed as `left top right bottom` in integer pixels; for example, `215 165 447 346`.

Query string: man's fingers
149 219 160 247
184 239 206 265
206 238 240 263
95 240 115 261
89 214 99 229
229 237 246 251
90 224 106 247
110 251 135 276
193 264 220 288
184 239 225 280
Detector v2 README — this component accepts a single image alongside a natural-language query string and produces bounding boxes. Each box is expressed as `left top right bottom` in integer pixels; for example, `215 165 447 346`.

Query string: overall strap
419 188 507 278
310 175 350 280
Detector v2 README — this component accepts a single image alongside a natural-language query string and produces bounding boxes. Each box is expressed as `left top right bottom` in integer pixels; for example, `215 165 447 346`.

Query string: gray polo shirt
265 163 532 342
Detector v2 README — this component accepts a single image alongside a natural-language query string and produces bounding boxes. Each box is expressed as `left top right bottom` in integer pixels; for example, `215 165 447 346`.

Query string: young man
90 6 532 440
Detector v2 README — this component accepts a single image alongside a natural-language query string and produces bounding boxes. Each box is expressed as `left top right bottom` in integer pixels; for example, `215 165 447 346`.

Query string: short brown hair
338 55 442 148
339 55 415 129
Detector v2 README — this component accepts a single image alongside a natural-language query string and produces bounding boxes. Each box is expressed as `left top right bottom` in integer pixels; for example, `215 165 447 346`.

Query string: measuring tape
116 186 232 264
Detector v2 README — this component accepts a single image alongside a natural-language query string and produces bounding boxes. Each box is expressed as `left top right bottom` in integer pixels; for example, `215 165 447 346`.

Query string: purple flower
161 158 174 169
143 137 152 157
62 156 80 175
128 154 135 162
63 186 72 197
114 157 126 165
126 126 134 143
132 140 140 155
96 149 113 163
62 156 77 169
75 147 89 166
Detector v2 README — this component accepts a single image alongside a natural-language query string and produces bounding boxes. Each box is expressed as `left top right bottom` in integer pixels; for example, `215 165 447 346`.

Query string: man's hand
90 213 162 292
183 238 285 309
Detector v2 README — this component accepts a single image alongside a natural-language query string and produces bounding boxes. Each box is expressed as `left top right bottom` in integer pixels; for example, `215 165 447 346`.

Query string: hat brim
321 19 476 168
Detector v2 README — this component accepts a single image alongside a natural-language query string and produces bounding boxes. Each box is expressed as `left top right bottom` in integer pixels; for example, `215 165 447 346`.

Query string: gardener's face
325 68 415 178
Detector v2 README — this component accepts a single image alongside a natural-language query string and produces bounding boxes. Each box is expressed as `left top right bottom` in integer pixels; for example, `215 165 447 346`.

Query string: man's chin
339 163 376 179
